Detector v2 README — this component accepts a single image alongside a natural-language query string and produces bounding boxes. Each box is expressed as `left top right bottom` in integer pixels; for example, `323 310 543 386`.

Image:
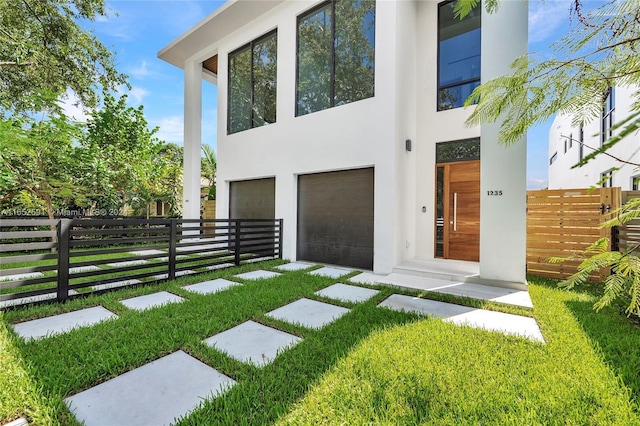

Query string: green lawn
1 262 639 425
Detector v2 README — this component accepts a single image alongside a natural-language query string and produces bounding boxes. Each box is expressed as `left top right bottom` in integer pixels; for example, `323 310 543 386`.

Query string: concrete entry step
203 320 301 367
12 306 117 341
378 294 544 342
65 350 235 426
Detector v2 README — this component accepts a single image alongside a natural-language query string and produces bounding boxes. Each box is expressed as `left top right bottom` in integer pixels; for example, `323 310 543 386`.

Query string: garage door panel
297 168 374 270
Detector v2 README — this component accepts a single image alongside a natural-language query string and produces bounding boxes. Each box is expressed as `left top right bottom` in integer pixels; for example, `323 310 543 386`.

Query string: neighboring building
548 85 640 189
158 0 528 284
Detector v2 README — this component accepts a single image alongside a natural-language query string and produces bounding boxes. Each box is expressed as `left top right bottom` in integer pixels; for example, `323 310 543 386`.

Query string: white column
183 60 203 220
479 1 528 283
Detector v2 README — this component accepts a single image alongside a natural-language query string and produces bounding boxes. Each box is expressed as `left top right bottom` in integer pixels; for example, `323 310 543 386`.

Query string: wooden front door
435 160 480 261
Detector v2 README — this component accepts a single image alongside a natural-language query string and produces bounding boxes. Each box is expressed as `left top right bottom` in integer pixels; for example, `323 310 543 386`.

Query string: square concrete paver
315 283 379 303
309 266 354 279
65 350 235 426
203 320 301 367
0 290 79 309
120 291 184 311
427 282 534 308
92 279 141 291
0 272 44 281
378 294 544 342
183 278 240 295
12 306 117 341
235 269 281 280
267 298 350 329
68 265 101 274
128 249 166 256
349 272 384 285
274 262 315 272
153 270 196 280
107 260 149 268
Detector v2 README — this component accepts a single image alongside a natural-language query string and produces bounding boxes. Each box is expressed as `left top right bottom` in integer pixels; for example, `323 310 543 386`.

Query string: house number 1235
487 190 503 196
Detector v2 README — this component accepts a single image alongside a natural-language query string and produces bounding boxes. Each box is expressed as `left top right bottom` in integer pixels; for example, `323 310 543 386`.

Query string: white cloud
116 84 150 105
57 90 91 123
129 60 152 79
527 178 548 190
528 0 572 44
152 115 183 144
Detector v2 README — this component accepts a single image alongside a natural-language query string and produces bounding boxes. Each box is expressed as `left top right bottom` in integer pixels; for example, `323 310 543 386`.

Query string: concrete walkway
7 261 546 425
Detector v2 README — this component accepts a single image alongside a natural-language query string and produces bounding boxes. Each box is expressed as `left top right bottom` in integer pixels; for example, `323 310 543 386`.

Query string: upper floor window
550 152 558 165
296 0 376 116
438 0 481 111
601 87 615 145
228 30 278 134
632 175 640 191
578 125 584 162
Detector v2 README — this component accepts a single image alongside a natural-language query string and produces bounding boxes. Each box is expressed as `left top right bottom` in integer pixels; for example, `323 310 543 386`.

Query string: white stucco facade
548 85 640 190
159 0 528 284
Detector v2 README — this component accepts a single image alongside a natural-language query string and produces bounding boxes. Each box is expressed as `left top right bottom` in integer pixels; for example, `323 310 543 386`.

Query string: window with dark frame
549 152 558 165
600 169 613 188
579 125 584 162
601 87 615 145
632 175 640 191
568 133 572 149
437 0 481 111
296 0 376 117
227 30 278 134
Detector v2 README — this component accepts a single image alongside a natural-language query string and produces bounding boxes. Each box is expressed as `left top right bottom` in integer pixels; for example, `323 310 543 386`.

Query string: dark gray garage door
229 178 275 219
297 168 374 270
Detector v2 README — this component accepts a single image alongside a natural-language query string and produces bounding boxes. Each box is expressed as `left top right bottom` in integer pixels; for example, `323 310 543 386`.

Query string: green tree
201 144 216 200
0 112 85 219
80 93 160 214
0 0 127 114
457 0 640 315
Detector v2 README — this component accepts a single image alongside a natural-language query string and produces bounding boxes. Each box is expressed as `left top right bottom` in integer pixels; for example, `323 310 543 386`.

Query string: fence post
169 219 177 280
57 219 71 302
278 219 283 259
234 220 241 266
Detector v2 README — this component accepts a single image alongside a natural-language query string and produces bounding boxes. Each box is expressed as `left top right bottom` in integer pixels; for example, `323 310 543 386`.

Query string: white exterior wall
549 85 640 190
164 0 528 282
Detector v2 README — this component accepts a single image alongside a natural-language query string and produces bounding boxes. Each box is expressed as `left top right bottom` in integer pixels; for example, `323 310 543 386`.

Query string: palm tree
201 144 217 200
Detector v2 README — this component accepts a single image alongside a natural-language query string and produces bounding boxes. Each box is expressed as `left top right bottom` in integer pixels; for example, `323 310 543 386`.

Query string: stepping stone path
107 259 149 268
309 266 354 279
235 269 281 280
183 278 240 295
378 294 544 342
0 272 44 281
120 291 184 311
12 306 117 341
129 249 166 256
315 283 379 303
92 279 141 291
65 351 235 426
203 320 301 367
69 265 101 274
0 290 80 309
205 263 234 271
8 263 547 425
274 262 315 271
267 298 350 329
153 270 196 280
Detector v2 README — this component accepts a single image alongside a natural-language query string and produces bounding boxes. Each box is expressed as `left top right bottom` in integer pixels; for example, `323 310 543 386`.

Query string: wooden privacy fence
0 218 282 308
527 187 620 282
615 190 640 255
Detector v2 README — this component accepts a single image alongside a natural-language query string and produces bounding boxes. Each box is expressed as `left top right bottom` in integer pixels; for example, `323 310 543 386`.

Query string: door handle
453 192 457 232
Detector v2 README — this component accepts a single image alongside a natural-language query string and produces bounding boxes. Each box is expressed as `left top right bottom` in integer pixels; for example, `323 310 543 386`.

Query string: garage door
297 168 374 270
229 178 275 219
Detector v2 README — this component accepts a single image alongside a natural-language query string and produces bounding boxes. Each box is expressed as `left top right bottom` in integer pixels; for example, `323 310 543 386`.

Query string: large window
601 169 613 188
296 0 376 116
601 87 615 145
438 0 481 111
228 30 277 134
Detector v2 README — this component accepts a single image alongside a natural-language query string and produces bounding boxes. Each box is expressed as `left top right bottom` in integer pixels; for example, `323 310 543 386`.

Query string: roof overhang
158 0 285 72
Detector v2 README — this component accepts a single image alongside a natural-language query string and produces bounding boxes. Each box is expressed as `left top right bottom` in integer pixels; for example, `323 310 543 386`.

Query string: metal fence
0 218 282 308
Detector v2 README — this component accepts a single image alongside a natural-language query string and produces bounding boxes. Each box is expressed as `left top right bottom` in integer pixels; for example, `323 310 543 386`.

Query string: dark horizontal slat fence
1 218 282 308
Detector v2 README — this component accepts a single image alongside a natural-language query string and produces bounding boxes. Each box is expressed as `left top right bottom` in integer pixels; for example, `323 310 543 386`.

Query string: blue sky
69 0 587 190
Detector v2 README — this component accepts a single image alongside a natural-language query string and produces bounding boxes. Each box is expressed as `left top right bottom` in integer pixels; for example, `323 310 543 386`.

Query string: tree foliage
462 0 640 151
201 144 217 200
0 0 127 113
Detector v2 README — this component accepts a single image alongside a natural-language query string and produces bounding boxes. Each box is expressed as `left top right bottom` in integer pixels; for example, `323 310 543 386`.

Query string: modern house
548 85 640 189
158 0 528 285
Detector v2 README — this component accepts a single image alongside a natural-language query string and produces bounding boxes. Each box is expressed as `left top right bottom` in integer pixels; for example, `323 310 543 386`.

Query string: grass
1 265 639 425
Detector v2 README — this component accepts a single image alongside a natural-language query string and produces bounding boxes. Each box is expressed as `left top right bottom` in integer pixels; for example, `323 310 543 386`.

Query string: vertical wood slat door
440 160 480 261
